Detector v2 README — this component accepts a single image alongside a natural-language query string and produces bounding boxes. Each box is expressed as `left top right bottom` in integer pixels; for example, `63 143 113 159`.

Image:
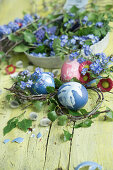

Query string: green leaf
106 107 113 120
3 118 18 135
6 94 12 101
33 45 45 53
48 111 57 122
53 38 61 55
54 78 63 88
70 5 79 13
70 77 80 83
33 101 43 112
90 3 98 11
48 103 56 111
63 130 73 142
0 51 5 59
105 4 113 10
58 115 67 126
8 34 23 42
13 44 29 52
7 117 17 124
91 113 100 119
68 110 82 116
17 119 32 132
46 86 55 93
23 31 36 44
79 109 88 115
110 66 113 72
74 119 93 128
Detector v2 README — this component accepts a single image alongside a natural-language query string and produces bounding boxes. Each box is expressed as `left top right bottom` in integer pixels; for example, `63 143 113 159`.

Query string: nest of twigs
5 83 56 101
5 83 105 122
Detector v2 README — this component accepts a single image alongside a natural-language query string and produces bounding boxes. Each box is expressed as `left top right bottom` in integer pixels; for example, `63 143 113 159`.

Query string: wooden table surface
0 0 113 170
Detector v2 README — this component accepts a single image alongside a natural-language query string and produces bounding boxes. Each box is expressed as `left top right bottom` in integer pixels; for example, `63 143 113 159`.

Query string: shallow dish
25 32 109 68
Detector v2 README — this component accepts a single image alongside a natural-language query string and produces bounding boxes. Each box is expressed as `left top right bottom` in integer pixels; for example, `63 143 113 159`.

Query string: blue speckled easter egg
31 72 55 94
57 82 88 111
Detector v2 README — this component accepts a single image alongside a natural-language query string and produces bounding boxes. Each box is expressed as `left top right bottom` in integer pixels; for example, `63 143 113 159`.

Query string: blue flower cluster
81 68 88 75
83 45 92 56
90 53 110 75
0 14 37 39
77 57 86 64
30 52 47 57
31 31 100 58
69 52 80 60
81 16 93 26
35 26 57 43
19 67 54 91
64 19 75 27
95 22 103 28
81 15 104 28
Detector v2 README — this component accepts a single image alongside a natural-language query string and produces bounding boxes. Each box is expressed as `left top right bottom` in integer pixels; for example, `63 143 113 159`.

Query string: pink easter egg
61 59 80 81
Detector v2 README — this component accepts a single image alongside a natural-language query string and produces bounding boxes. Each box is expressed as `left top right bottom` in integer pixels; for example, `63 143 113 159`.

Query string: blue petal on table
12 137 24 143
75 161 102 170
37 132 42 139
3 139 10 144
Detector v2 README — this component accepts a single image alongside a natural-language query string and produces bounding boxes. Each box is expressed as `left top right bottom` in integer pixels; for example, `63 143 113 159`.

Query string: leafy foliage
5 94 12 101
33 45 45 53
62 130 73 142
68 110 82 116
54 78 63 89
74 119 94 128
3 117 18 135
0 51 5 59
23 31 37 44
46 86 55 93
48 103 56 111
33 101 43 112
52 38 61 56
58 115 67 126
3 112 32 135
13 43 29 52
70 77 80 83
105 107 113 120
8 34 23 42
48 111 57 121
17 119 32 132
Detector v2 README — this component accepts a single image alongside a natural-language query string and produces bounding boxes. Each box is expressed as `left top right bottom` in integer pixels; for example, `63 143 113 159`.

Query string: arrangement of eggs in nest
19 59 89 111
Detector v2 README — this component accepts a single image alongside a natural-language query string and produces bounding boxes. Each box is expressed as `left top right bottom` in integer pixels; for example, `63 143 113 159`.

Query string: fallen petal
12 137 24 143
30 134 35 138
40 118 51 127
3 139 10 144
37 132 42 139
29 112 38 120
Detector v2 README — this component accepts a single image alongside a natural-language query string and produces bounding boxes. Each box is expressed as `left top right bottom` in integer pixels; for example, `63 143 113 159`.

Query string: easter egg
61 59 80 81
57 82 88 110
31 72 55 94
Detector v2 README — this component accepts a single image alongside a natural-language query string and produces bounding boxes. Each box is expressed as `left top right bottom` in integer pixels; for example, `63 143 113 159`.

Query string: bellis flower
79 73 90 84
5 64 16 75
97 78 113 92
